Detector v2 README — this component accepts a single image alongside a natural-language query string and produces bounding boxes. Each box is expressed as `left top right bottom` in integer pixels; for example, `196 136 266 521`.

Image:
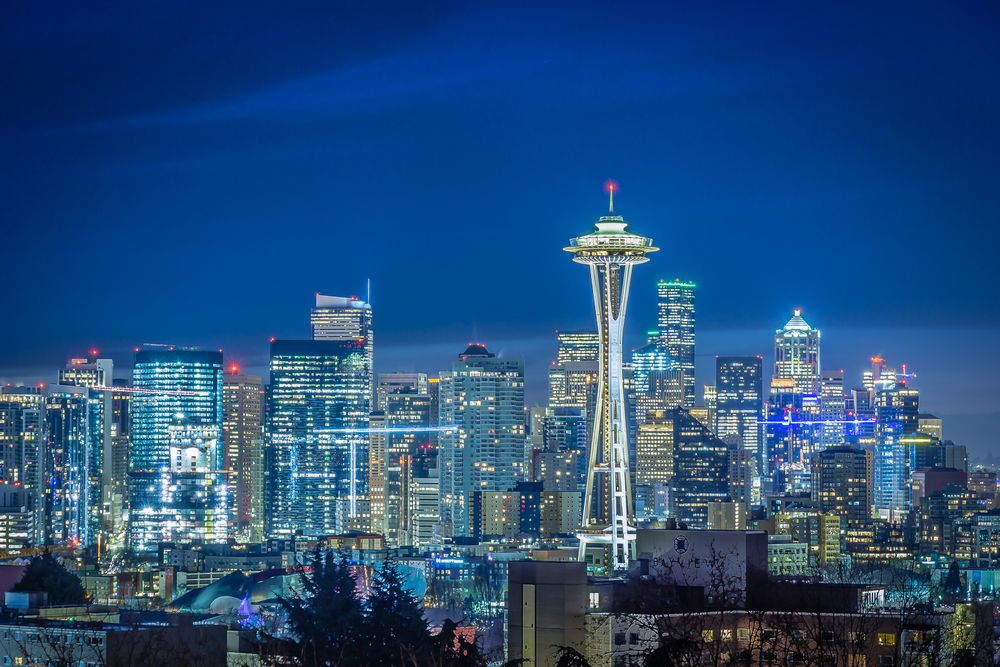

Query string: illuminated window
721 629 733 641
702 630 714 642
877 633 896 647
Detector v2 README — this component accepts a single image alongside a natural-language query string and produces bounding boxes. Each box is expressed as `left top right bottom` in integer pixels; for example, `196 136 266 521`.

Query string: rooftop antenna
366 278 371 306
609 182 615 214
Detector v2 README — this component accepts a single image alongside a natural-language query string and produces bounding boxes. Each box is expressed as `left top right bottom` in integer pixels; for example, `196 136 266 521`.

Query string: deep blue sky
2 2 999 456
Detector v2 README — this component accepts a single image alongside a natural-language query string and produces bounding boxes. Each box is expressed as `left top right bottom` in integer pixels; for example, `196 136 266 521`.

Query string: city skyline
1 284 994 459
1 5 999 663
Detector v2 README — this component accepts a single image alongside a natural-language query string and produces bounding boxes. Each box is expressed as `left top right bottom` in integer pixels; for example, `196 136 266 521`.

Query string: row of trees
273 550 497 667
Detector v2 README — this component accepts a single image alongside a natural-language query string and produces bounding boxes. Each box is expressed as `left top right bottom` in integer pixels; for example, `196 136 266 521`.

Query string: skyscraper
383 389 433 546
668 407 731 529
223 370 263 542
635 409 674 519
108 379 131 544
811 446 872 526
547 332 598 409
714 356 763 457
0 388 44 545
773 309 821 394
43 385 89 546
873 373 919 516
819 370 847 448
376 372 428 411
128 345 226 554
657 279 695 408
438 343 525 538
266 339 370 539
631 331 685 432
58 355 113 541
311 294 374 409
565 190 657 571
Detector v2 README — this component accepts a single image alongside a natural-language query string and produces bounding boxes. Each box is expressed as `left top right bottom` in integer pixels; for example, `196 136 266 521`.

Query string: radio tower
565 184 658 572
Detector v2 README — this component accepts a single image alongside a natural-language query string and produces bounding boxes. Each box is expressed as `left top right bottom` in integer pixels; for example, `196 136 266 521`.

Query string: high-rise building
764 379 823 495
408 468 440 549
128 346 226 554
810 446 871 526
631 331 675 395
631 331 685 433
635 409 674 489
0 388 44 545
635 409 674 520
773 309 821 394
547 332 598 409
819 370 847 448
657 279 695 408
384 390 432 546
438 343 525 538
58 355 113 542
714 356 763 461
311 294 374 409
917 413 943 441
566 192 657 571
533 407 587 493
0 484 34 553
223 371 263 542
266 339 370 539
376 373 428 411
108 379 131 543
43 385 89 546
367 410 386 536
555 332 600 364
668 408 730 529
873 374 919 516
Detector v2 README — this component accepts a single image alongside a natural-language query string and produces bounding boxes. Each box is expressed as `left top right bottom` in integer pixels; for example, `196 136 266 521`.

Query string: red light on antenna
604 179 618 194
229 363 240 376
89 348 98 357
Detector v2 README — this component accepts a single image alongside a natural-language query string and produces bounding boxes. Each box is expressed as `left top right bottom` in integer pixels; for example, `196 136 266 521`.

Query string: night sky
2 3 999 457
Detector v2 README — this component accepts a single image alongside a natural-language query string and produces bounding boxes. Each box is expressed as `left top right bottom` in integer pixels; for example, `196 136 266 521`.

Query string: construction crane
313 424 456 520
89 385 199 397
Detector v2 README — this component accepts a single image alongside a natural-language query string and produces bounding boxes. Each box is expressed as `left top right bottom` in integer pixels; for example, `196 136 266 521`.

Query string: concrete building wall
506 561 587 667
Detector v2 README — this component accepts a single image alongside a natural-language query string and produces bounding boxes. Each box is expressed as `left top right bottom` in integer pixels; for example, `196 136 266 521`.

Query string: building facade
128 346 225 554
437 343 525 538
656 279 695 408
266 339 370 539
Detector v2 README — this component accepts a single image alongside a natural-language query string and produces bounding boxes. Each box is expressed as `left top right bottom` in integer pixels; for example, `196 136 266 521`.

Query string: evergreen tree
942 560 963 604
12 552 87 604
366 560 429 665
278 549 365 666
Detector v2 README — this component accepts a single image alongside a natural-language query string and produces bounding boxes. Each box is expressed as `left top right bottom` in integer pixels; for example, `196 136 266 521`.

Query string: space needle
565 184 658 572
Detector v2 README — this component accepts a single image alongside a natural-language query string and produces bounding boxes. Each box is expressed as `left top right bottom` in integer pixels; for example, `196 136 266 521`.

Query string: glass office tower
773 309 821 394
44 385 89 546
668 407 731 529
657 279 695 408
58 356 113 546
128 345 225 554
266 339 370 539
311 294 374 410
